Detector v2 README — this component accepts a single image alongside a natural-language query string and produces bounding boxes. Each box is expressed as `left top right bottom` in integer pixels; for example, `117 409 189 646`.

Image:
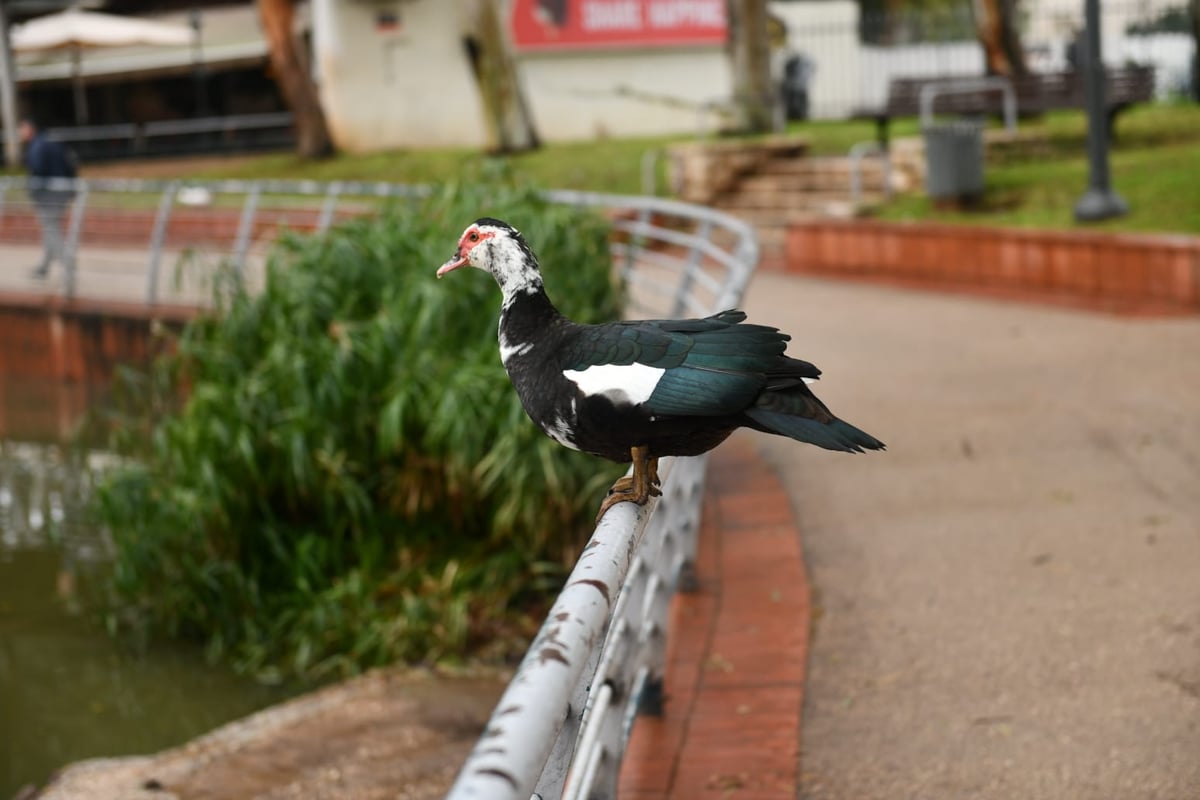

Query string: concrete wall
311 0 491 152
311 0 732 150
0 294 191 385
520 46 730 141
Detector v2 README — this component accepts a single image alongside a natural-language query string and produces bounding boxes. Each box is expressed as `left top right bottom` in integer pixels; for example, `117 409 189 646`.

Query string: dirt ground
29 668 505 800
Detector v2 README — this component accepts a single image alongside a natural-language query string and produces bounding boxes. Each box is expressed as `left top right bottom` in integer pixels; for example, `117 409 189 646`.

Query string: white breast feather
562 363 666 406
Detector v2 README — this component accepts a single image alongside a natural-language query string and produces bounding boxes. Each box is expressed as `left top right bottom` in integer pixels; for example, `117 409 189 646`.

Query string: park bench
858 65 1156 146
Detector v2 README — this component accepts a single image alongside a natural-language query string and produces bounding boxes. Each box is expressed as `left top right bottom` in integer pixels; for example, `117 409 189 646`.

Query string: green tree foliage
94 182 624 682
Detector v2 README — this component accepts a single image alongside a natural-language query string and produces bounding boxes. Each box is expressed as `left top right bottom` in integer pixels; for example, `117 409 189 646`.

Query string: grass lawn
145 101 1200 236
187 134 686 196
874 103 1200 235
878 137 1200 234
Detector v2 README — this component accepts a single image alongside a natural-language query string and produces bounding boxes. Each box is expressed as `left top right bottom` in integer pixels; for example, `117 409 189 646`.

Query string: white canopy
12 9 191 53
11 9 192 124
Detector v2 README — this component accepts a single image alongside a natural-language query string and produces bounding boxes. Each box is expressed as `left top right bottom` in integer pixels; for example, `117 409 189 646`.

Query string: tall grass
94 181 625 682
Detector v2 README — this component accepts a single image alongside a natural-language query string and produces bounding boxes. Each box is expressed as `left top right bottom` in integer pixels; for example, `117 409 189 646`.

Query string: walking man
20 119 77 279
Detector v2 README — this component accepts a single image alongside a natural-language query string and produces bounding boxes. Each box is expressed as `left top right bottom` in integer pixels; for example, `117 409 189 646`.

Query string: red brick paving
618 438 810 799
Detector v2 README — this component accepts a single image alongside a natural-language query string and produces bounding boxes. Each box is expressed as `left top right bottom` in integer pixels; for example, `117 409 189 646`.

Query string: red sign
510 0 727 52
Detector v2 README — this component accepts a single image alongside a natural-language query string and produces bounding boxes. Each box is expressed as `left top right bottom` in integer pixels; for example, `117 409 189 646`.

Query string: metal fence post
849 141 892 206
622 207 651 287
232 183 261 276
145 182 178 306
672 218 711 317
63 180 88 300
316 181 342 234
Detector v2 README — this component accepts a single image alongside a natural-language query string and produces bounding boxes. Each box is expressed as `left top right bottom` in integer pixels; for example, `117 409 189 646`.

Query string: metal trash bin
923 120 984 201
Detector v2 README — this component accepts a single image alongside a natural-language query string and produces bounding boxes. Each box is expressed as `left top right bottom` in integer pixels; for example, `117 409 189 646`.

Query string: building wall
519 47 730 141
311 0 490 152
312 0 732 150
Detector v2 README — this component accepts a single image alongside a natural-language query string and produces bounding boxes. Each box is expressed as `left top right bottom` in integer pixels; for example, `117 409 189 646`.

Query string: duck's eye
468 232 479 242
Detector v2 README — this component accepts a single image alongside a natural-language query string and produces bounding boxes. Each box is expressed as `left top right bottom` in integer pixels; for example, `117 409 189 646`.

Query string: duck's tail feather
745 408 886 453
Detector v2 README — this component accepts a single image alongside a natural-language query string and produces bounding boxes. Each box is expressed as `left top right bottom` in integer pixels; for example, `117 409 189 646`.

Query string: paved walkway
626 272 1200 798
0 242 265 307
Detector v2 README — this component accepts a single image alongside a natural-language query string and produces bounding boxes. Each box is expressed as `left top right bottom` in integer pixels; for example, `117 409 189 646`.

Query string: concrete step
717 202 864 233
762 156 889 178
719 188 888 212
736 168 888 194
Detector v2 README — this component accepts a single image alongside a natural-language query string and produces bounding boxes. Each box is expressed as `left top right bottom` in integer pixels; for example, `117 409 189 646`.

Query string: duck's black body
437 218 884 515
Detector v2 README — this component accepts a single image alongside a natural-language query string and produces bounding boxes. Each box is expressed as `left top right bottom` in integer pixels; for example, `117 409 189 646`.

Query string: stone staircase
712 155 892 267
668 137 900 269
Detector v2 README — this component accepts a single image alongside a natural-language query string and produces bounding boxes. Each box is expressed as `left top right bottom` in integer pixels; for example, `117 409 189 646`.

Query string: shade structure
12 9 192 124
12 9 191 52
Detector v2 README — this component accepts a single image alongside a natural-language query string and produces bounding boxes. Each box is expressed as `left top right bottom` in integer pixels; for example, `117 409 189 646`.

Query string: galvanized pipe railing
1 178 756 313
445 457 706 800
0 177 760 798
848 140 893 207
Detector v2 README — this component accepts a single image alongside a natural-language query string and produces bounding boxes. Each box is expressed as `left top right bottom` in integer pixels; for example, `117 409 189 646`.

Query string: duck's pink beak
437 250 468 278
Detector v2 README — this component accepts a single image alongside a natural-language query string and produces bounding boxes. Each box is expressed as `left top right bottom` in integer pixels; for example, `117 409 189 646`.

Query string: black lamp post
1073 0 1128 221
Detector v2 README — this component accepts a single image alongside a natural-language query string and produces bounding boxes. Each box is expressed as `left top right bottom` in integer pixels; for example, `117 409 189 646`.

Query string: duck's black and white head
437 218 543 301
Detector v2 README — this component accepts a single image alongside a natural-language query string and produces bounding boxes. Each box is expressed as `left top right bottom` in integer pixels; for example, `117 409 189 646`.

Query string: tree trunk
258 0 333 159
463 0 539 153
972 0 1028 77
728 0 776 133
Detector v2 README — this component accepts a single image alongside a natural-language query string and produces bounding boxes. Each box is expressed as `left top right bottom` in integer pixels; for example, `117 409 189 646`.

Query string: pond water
0 386 296 799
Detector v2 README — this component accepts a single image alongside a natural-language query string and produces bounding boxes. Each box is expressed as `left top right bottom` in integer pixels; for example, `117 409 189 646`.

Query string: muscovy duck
437 218 885 520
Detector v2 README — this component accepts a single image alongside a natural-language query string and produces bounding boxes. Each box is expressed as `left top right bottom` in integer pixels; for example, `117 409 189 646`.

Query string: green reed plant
94 181 624 681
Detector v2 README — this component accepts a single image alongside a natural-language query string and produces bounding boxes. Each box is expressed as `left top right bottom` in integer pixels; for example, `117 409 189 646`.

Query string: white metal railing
848 140 893 206
446 457 707 800
0 177 759 798
0 178 756 314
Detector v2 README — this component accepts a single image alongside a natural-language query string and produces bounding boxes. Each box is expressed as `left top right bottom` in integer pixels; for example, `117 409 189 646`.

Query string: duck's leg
596 446 662 522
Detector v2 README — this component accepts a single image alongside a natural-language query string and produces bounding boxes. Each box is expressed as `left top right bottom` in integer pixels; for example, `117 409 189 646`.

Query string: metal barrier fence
0 177 755 316
45 112 297 162
0 177 759 798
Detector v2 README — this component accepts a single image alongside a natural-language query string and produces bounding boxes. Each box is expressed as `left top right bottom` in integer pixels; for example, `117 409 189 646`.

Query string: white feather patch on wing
499 335 534 365
563 363 666 406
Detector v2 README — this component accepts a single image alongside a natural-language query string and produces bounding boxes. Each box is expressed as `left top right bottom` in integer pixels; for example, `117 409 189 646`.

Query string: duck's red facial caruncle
437 225 496 277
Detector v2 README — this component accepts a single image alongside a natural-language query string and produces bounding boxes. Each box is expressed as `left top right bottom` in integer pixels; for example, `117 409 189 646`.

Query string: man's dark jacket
25 134 77 205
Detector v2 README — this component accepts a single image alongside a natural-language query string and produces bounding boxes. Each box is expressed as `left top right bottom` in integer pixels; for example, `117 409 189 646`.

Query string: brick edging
781 219 1200 315
619 439 810 798
0 292 194 383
